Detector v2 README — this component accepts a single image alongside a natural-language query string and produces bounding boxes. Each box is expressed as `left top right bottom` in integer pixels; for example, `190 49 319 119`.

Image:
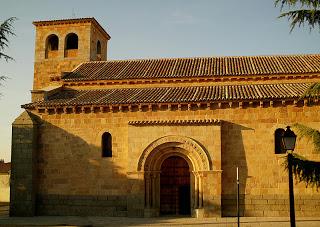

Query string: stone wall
10 111 38 216
27 101 320 217
0 174 10 202
37 194 127 216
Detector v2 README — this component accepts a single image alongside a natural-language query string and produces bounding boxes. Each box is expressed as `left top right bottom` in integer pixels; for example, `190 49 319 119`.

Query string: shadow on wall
34 120 132 217
221 122 252 217
11 111 225 221
10 112 137 217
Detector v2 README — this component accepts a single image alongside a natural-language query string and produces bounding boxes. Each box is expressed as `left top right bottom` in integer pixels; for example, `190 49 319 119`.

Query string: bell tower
32 18 111 90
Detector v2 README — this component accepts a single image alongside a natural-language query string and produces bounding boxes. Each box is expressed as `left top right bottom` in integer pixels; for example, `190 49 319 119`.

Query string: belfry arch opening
160 156 191 215
45 34 59 59
64 33 78 57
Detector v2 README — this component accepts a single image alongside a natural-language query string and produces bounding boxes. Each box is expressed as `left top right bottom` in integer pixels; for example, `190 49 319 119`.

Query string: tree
275 1 320 97
289 124 320 188
275 1 320 189
275 0 320 32
0 17 17 94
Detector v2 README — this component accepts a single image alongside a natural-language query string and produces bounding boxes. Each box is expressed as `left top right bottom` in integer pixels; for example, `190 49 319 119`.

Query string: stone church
10 18 320 217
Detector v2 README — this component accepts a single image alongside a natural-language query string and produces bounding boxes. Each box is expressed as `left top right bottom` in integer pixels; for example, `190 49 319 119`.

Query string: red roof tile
0 162 10 173
22 83 313 108
62 54 320 82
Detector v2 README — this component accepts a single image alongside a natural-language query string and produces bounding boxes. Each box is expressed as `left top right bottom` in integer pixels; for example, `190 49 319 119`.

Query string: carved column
145 172 151 208
151 173 157 208
194 172 199 208
199 172 203 208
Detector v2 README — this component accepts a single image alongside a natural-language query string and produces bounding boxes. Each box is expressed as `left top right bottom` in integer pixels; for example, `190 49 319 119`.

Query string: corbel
178 104 182 111
259 101 263 108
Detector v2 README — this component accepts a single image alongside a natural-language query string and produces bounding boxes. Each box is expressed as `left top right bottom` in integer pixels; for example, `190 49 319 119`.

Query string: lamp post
282 126 297 227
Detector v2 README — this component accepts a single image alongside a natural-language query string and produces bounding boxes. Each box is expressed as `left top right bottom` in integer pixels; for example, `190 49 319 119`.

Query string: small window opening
97 41 101 55
275 128 286 154
102 132 112 157
65 33 78 50
96 40 102 60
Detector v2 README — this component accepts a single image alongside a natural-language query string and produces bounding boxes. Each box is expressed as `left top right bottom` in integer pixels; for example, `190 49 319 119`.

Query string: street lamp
282 126 297 227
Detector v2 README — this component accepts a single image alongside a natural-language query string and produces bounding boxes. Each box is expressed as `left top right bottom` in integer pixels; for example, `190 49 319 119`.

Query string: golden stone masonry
10 18 320 217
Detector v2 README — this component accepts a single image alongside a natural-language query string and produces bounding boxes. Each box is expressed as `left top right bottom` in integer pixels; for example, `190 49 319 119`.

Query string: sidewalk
1 204 320 227
1 216 320 227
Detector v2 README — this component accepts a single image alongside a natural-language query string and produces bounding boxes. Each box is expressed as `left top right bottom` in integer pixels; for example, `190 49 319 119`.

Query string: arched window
275 128 285 154
47 34 59 50
97 40 101 55
102 132 112 157
45 34 59 59
65 33 78 50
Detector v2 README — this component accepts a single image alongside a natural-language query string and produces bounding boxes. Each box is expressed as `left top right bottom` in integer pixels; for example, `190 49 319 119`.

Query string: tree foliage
0 17 16 61
275 0 320 31
286 124 320 188
300 82 320 100
285 153 320 188
293 123 320 152
0 17 16 94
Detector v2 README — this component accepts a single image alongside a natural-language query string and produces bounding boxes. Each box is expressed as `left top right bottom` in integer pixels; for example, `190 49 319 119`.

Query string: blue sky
1 0 320 162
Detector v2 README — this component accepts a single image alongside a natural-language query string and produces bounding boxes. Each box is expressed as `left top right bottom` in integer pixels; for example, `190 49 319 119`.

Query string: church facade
10 18 320 217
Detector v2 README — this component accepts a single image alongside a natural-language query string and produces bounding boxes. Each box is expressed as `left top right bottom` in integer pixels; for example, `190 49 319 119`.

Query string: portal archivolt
138 135 212 216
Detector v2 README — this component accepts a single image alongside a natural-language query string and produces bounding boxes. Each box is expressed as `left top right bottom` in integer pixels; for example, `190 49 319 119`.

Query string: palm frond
278 9 320 32
0 17 17 62
300 82 320 99
284 153 320 188
292 123 320 152
275 0 320 9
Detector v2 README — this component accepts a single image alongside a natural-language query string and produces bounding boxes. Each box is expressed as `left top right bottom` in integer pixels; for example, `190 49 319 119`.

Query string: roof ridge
84 53 320 64
67 82 312 92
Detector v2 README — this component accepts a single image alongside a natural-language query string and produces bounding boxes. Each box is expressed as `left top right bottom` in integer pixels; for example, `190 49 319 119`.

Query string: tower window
102 132 112 157
47 34 59 51
45 34 59 59
65 33 78 50
275 128 286 154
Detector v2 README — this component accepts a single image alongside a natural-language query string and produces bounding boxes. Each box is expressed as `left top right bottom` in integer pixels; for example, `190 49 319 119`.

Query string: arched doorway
138 135 212 217
160 156 191 215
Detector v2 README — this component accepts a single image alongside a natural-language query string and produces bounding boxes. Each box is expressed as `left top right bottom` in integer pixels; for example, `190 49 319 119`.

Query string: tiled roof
22 83 313 108
62 54 320 81
0 162 10 174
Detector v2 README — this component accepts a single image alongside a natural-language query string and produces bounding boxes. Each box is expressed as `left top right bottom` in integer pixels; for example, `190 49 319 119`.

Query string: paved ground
1 203 320 227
